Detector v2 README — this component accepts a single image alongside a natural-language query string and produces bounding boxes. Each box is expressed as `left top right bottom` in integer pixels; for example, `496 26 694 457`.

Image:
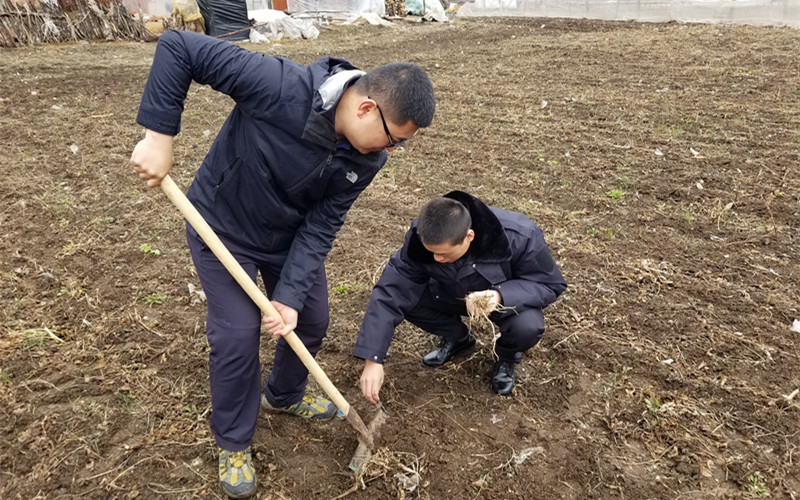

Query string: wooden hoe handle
159 174 372 447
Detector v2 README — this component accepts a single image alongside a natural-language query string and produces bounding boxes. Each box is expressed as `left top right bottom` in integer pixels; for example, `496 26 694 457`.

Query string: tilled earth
1 16 799 500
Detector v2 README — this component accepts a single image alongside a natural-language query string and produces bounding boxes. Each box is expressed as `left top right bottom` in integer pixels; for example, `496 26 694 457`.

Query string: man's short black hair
417 197 471 246
354 62 435 128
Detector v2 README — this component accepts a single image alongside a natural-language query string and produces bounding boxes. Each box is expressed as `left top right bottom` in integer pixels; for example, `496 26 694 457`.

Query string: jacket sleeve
136 30 285 135
352 234 430 363
270 162 385 311
492 224 567 311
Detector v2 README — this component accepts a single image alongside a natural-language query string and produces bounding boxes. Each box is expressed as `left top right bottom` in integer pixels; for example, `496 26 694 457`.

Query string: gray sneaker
218 446 256 498
261 394 337 421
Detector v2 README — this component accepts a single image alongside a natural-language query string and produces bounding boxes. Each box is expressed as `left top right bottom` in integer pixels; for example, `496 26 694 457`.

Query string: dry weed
465 293 515 361
337 448 425 499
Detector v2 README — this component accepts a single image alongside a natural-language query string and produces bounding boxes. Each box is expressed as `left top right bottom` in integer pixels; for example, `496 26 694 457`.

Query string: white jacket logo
346 171 358 183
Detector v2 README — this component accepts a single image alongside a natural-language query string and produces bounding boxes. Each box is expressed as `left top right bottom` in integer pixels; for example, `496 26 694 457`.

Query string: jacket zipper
285 153 334 195
319 153 333 177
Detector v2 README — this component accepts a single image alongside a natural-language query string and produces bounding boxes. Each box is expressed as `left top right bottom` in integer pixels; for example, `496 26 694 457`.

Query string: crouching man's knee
497 307 546 352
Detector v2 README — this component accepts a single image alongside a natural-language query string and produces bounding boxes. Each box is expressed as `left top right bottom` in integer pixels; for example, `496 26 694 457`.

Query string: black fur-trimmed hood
407 191 512 264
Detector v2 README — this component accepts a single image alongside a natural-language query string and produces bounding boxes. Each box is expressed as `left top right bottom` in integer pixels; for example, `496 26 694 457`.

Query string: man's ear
356 97 377 119
465 229 475 243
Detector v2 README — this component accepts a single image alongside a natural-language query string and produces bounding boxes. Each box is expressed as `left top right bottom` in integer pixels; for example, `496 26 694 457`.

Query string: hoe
159 174 385 473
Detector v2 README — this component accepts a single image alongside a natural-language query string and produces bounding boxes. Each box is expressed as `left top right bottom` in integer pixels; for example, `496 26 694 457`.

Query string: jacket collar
302 59 364 149
318 69 365 111
407 191 512 264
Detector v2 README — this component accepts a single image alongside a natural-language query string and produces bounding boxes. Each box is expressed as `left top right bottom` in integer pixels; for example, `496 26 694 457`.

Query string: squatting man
354 191 566 401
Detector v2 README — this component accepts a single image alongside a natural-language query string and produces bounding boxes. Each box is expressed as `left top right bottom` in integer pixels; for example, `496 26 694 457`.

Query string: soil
1 16 799 500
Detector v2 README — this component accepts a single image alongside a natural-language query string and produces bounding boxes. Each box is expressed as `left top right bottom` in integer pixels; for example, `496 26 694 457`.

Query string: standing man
130 30 435 499
355 191 566 403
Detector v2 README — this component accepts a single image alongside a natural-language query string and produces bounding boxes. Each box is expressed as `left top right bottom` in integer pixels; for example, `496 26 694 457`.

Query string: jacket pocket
284 153 333 197
213 156 294 233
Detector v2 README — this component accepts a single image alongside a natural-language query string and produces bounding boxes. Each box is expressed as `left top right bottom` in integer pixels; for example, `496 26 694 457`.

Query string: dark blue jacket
136 30 387 311
353 191 567 363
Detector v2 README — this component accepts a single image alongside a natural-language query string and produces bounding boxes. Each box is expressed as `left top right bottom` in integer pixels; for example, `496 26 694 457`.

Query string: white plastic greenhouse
125 0 799 27
457 0 800 27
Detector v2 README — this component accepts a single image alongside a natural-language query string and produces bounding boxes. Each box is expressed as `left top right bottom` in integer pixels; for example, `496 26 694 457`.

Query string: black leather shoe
421 335 476 367
491 360 516 396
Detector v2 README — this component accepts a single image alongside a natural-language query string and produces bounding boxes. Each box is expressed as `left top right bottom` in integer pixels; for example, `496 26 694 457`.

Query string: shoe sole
221 482 257 499
492 385 515 396
262 406 337 422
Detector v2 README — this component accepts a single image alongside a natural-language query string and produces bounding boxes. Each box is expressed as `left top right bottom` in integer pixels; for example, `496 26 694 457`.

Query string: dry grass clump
465 293 515 360
336 448 426 499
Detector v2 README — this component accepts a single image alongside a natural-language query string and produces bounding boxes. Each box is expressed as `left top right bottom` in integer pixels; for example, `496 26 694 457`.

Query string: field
1 16 799 500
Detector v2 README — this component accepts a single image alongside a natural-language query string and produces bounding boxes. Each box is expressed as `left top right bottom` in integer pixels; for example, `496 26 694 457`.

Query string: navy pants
405 287 545 362
187 225 329 451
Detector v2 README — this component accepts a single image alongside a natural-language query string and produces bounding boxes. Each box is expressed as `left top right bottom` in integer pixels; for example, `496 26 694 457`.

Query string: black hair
353 62 435 128
417 197 471 246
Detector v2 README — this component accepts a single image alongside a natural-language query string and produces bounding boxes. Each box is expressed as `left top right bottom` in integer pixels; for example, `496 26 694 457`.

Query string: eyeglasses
371 97 413 148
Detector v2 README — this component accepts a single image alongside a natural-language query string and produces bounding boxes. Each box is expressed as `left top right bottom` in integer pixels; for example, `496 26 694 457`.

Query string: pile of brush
0 0 153 47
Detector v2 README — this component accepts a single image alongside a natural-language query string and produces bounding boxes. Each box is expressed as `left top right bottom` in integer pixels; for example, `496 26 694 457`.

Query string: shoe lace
227 450 248 468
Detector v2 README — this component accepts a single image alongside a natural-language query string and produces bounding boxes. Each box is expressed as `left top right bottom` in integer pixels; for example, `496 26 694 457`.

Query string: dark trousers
405 287 545 362
187 225 329 451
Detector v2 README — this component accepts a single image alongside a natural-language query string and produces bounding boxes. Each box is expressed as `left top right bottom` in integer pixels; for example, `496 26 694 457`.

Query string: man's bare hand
261 301 298 339
466 289 501 317
130 129 174 188
359 360 384 404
